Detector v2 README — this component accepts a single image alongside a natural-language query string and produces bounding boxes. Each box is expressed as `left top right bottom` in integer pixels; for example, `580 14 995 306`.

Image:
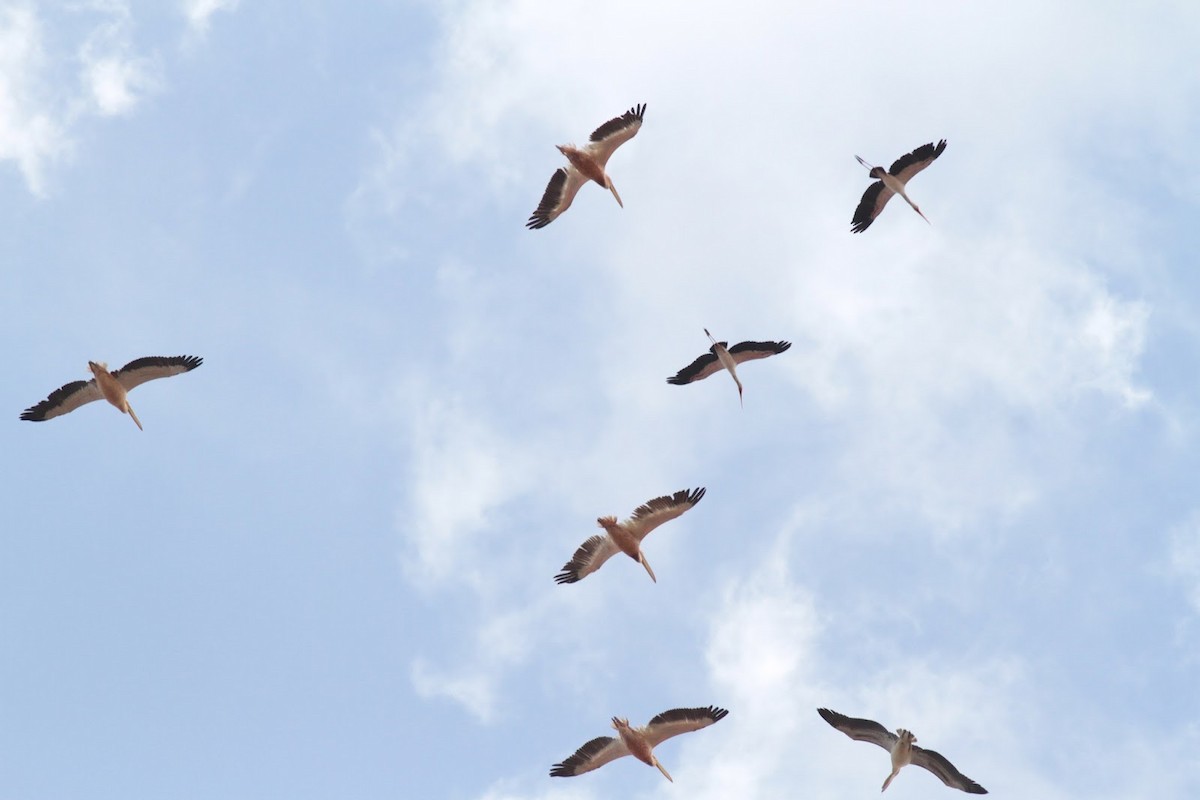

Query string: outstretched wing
550 735 628 777
817 708 898 751
114 355 203 392
851 180 893 233
643 705 729 747
888 139 947 183
527 167 588 229
20 379 101 422
626 487 706 541
585 103 646 167
666 346 724 385
728 340 791 365
911 746 988 794
555 534 620 584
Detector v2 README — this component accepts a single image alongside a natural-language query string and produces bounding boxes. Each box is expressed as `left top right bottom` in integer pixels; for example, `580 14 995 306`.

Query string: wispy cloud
78 2 161 117
182 0 239 38
0 1 160 196
0 5 69 195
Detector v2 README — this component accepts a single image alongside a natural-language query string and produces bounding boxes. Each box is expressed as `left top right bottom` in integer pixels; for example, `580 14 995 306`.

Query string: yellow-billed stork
555 487 705 584
818 708 987 794
526 103 646 229
551 705 728 782
667 329 791 406
20 355 203 430
851 139 946 233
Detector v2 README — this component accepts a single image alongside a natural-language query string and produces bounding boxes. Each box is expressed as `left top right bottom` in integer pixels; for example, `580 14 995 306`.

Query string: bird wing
911 746 988 794
527 166 588 229
625 487 706 542
851 180 893 233
642 705 729 748
585 103 646 168
817 708 898 751
113 355 203 391
550 735 629 777
888 139 947 183
20 379 102 422
555 533 620 584
666 348 723 385
727 340 792 365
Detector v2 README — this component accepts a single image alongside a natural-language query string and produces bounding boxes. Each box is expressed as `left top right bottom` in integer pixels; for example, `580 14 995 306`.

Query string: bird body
852 140 946 232
667 329 791 406
21 355 203 430
551 706 728 782
527 104 646 229
817 708 987 794
555 487 705 584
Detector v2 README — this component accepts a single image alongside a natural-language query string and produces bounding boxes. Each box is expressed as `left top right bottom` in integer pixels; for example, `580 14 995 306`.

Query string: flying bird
851 139 947 233
667 329 791 406
551 705 728 783
20 355 203 430
555 487 705 584
817 707 987 794
527 103 646 229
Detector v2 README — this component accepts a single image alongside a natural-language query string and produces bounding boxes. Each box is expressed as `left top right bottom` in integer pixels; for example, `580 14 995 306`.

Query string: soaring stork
817 708 987 794
851 139 946 233
20 355 203 430
667 329 791 406
555 487 705 584
526 103 646 229
551 706 728 783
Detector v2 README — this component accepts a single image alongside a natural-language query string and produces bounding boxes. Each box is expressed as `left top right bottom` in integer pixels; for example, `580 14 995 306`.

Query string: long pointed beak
916 207 931 225
653 756 673 782
127 404 143 431
855 155 873 170
607 180 624 208
639 552 657 583
881 769 899 792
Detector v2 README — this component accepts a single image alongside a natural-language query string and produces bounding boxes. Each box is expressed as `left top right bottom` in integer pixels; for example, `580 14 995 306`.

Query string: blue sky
4 1 1200 798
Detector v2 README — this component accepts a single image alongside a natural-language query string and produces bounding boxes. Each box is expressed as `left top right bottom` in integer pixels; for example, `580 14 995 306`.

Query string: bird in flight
551 705 728 783
527 103 646 229
555 487 705 584
851 139 947 232
21 355 203 430
667 329 791 406
817 707 987 794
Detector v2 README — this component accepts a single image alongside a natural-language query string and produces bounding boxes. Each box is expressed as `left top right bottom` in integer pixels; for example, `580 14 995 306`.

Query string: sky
3 1 1200 798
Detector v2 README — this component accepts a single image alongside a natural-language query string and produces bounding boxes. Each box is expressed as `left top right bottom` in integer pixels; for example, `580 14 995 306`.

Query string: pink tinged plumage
527 104 646 229
555 487 705 584
551 706 728 782
20 355 203 429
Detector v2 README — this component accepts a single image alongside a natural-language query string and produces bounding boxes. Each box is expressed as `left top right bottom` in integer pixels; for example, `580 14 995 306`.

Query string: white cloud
0 5 69 195
0 1 161 195
182 0 239 37
78 5 161 117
